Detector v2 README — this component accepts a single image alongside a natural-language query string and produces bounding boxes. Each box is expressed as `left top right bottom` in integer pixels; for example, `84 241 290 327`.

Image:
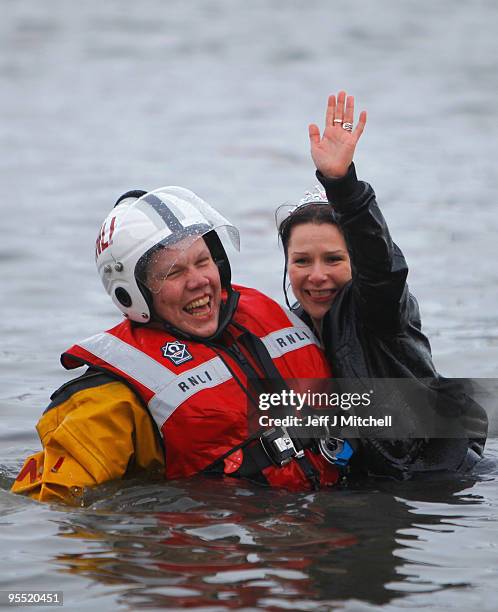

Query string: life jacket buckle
318 437 353 467
260 427 304 467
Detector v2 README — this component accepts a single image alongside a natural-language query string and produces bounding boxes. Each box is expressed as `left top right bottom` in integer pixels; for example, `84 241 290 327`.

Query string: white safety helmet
95 186 240 325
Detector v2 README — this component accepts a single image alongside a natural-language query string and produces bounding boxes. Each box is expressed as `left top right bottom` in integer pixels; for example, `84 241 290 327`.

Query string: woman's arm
310 92 409 332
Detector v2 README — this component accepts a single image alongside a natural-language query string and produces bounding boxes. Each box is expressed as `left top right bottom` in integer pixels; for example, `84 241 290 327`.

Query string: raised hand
309 91 367 179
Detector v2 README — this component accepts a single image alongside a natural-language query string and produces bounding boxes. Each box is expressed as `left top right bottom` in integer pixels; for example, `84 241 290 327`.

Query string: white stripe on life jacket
260 319 319 359
286 310 321 346
79 332 176 391
149 357 233 429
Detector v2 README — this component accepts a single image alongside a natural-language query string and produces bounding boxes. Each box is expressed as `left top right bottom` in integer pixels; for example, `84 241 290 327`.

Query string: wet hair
277 202 341 310
278 202 340 253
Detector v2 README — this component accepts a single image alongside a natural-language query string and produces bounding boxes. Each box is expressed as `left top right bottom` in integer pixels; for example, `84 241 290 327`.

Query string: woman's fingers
353 110 367 141
324 91 354 130
309 123 321 145
325 94 336 128
333 90 346 124
314 92 366 147
344 95 354 125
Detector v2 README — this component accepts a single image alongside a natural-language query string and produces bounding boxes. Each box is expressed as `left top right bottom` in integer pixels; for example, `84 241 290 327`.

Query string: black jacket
297 164 487 479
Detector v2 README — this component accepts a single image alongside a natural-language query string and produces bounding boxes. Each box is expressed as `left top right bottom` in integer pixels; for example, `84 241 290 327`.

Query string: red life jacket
62 285 339 490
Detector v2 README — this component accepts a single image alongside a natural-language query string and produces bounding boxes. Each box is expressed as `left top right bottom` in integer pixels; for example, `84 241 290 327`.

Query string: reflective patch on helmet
161 341 193 366
224 449 243 474
95 216 116 259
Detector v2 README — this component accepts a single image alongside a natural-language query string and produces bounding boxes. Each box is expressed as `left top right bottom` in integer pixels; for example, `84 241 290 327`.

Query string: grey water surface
1 1 498 610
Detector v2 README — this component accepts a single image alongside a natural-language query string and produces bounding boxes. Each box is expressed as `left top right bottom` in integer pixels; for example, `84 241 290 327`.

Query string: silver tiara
275 185 330 230
298 185 328 207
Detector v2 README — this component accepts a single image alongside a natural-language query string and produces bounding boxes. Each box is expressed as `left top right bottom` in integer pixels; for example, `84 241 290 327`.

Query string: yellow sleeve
11 380 164 505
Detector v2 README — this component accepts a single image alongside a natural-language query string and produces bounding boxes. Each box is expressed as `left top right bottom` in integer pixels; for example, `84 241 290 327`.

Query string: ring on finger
342 122 353 132
333 118 343 124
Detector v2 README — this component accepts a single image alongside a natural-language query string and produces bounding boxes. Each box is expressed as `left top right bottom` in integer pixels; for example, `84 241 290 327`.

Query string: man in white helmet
12 187 341 504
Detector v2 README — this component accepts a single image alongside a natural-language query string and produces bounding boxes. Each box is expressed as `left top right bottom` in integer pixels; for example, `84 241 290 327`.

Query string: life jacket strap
203 426 320 489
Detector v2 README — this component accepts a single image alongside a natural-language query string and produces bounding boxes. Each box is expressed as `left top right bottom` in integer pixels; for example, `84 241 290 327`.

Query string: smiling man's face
146 237 221 337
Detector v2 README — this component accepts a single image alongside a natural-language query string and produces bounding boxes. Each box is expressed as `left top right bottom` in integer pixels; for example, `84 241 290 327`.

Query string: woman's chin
302 299 333 323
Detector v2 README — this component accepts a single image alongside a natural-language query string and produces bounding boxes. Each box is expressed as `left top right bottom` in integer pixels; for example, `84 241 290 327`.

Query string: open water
1 1 498 610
